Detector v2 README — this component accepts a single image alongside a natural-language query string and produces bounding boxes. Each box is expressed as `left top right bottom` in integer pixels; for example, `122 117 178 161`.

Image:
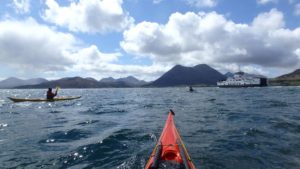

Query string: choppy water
0 87 300 169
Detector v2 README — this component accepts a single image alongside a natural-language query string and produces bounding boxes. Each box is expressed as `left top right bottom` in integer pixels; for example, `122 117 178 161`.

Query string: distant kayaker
46 88 57 99
189 86 194 92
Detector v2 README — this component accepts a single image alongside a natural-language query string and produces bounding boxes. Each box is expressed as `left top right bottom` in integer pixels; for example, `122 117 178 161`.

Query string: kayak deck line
145 110 196 169
8 96 81 102
175 128 193 163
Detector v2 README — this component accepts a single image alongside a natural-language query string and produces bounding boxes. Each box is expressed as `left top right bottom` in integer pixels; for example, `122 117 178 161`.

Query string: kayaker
46 88 57 99
189 86 194 92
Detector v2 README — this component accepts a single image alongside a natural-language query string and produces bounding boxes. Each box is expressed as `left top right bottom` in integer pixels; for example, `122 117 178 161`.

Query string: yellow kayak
8 96 81 102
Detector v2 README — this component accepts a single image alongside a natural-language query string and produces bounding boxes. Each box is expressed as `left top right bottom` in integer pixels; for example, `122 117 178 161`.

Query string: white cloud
67 45 120 64
0 18 167 80
257 0 278 5
12 0 30 14
252 8 285 30
289 0 295 4
121 9 300 76
186 0 217 8
0 18 76 71
153 0 163 4
42 0 134 33
295 48 300 60
0 18 119 72
294 3 300 16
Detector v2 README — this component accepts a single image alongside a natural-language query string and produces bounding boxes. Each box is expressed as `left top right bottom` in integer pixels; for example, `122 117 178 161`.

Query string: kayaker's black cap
48 88 52 91
170 109 175 115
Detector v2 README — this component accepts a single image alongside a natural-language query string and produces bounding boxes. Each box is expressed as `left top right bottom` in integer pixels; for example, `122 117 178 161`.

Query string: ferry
217 72 267 87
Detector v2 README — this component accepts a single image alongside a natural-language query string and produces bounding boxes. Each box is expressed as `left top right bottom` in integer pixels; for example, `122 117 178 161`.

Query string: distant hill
224 72 234 78
0 77 48 88
149 64 226 87
17 76 148 88
99 76 147 87
269 69 300 86
99 77 115 83
237 72 266 78
224 71 266 79
17 77 101 88
277 69 300 80
117 76 148 86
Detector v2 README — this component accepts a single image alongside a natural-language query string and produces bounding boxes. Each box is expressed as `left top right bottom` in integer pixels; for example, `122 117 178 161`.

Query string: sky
0 0 300 81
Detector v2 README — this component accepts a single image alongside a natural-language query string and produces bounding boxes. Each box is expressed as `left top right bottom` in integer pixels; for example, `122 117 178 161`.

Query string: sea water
0 87 299 169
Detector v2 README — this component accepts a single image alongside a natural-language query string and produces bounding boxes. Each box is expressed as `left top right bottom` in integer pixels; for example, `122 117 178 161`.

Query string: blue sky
0 0 300 80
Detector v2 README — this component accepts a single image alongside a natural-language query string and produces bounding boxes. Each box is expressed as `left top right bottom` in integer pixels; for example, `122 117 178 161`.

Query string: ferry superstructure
217 72 267 87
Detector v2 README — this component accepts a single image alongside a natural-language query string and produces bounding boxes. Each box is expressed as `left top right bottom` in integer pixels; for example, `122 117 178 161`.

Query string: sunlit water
0 87 299 169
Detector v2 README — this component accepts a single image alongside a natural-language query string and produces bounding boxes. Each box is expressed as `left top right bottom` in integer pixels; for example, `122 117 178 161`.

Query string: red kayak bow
145 110 196 169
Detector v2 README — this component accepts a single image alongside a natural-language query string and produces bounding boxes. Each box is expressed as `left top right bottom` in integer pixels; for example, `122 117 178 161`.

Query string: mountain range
1 64 227 88
1 65 299 88
16 76 147 89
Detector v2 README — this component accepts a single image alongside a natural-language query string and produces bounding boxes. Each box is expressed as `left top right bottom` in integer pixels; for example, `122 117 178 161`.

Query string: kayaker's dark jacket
47 90 57 99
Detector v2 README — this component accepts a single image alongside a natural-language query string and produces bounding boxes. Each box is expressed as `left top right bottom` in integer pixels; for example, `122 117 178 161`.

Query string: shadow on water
76 120 99 126
49 128 152 169
79 106 128 115
39 129 92 143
